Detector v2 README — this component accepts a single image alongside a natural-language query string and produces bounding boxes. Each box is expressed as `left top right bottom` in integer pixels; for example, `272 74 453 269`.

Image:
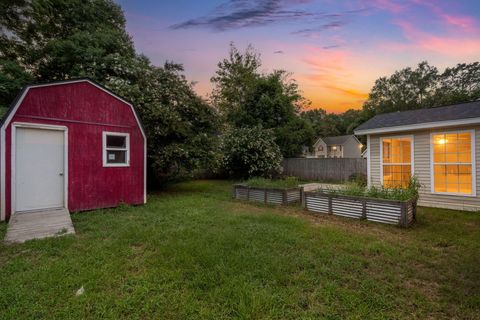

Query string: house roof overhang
354 117 480 135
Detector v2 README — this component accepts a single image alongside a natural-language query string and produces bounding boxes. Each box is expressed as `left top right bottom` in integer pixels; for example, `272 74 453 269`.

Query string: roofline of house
354 117 480 135
350 134 363 146
313 137 325 147
320 135 363 146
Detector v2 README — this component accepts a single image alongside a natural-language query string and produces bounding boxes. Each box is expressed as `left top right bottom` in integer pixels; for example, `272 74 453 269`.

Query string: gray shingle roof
322 135 354 145
355 100 480 133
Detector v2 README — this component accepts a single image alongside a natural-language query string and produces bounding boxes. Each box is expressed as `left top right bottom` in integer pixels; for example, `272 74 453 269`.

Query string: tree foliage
363 61 480 116
221 127 282 179
0 0 220 185
212 44 314 158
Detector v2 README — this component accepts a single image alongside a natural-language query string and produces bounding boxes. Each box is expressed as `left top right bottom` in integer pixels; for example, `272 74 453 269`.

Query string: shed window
382 137 412 188
103 132 130 167
432 132 473 195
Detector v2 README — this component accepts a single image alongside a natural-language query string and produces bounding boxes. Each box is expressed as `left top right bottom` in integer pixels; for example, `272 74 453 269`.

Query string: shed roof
0 78 146 138
355 100 480 134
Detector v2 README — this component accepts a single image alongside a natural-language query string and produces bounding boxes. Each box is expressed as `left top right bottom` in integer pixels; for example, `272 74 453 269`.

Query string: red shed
0 79 146 221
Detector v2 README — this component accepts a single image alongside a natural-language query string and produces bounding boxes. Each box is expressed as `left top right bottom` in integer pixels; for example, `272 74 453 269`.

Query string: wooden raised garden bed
233 184 301 205
303 191 417 227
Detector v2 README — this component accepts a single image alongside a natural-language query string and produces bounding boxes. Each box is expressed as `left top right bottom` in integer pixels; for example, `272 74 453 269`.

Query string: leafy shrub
327 176 420 201
348 172 367 187
245 176 299 189
221 126 283 178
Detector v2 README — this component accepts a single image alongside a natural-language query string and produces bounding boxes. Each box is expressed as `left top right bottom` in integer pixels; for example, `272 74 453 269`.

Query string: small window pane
433 134 445 144
458 153 471 163
458 144 470 153
459 184 472 194
434 153 445 162
106 150 126 164
446 184 459 193
401 143 411 162
445 143 457 154
107 135 126 148
458 165 471 174
433 143 444 154
434 165 445 174
458 133 471 143
445 133 457 143
445 153 457 163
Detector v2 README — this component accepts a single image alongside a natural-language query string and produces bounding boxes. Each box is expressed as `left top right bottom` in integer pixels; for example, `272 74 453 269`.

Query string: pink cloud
411 0 477 32
367 0 408 13
387 20 480 56
439 13 476 31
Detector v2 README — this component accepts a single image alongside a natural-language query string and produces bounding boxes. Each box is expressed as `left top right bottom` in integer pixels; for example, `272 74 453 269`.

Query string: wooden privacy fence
282 158 367 182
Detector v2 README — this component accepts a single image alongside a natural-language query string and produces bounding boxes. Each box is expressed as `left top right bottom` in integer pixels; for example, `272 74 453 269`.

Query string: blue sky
116 0 480 112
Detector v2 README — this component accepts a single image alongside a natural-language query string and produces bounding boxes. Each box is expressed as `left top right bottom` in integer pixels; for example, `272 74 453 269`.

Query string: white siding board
370 135 381 186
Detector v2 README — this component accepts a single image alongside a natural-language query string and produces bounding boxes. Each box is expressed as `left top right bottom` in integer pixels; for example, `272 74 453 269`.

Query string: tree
221 127 282 179
434 62 480 106
363 61 439 116
362 61 480 116
301 109 340 137
0 0 221 185
0 60 33 112
211 44 313 157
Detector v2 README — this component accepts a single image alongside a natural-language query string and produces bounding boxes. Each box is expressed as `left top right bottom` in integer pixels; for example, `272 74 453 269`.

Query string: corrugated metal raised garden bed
304 191 417 227
233 184 301 205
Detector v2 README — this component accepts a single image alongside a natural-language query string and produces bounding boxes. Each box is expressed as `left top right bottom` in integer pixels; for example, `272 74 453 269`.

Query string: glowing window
382 137 412 188
432 132 473 194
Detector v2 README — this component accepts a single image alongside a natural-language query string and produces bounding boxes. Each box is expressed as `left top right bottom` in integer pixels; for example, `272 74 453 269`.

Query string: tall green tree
0 0 220 185
211 44 314 158
434 62 480 106
363 61 480 116
363 61 439 116
301 109 339 138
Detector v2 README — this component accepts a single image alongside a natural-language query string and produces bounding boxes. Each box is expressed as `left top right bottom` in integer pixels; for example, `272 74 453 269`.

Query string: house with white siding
305 135 363 158
354 101 480 211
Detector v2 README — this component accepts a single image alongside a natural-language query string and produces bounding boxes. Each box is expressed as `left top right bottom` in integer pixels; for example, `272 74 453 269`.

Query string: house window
103 132 130 167
432 131 474 195
318 146 323 151
382 137 412 188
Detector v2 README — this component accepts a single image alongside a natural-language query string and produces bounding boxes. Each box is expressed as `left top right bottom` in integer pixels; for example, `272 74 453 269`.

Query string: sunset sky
116 0 480 113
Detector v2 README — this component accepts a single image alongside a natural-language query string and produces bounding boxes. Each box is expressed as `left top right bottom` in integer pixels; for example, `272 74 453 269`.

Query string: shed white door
15 127 65 212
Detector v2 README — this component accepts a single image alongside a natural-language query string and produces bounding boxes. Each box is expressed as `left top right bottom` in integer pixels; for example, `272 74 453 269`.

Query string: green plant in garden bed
245 176 300 189
324 177 420 201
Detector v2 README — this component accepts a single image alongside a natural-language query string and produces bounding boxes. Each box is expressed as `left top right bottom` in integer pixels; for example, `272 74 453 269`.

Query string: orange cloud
299 46 369 112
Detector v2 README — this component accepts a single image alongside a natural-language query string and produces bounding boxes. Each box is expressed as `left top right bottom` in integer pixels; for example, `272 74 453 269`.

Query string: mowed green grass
0 180 479 319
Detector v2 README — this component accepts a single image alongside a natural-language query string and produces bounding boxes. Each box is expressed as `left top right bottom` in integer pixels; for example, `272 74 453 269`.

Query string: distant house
305 135 363 158
354 101 480 211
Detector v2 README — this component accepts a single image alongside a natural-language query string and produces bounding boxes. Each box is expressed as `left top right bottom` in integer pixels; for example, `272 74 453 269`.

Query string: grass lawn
0 180 479 319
